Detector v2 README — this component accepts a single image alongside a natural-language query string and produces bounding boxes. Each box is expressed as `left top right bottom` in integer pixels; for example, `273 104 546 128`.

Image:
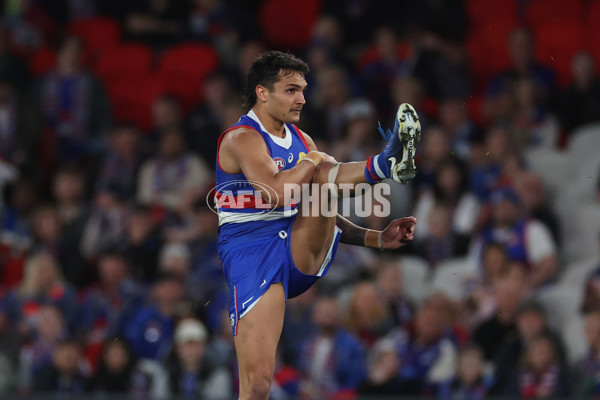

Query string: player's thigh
234 283 286 381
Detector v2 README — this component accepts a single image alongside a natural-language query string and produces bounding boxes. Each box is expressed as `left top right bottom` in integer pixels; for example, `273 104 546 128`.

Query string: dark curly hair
242 51 309 109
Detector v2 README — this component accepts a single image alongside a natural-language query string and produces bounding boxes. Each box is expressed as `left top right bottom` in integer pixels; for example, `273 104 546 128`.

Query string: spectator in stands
374 259 413 328
557 51 600 134
0 350 13 393
514 170 560 243
30 205 61 254
91 336 169 399
388 294 458 396
302 17 345 110
413 126 451 195
471 187 558 289
33 339 90 394
1 179 38 254
280 287 317 369
149 94 184 138
96 123 142 202
581 235 600 316
229 40 266 89
576 310 600 396
360 26 409 119
137 126 212 211
330 98 379 163
156 241 215 306
123 0 189 50
358 337 419 396
472 265 527 362
487 27 556 104
298 296 367 399
78 250 144 342
345 281 395 348
438 345 492 400
0 305 21 391
0 79 40 174
2 1 57 55
29 205 86 287
414 204 458 268
511 77 560 150
186 72 235 166
306 65 353 141
4 252 78 332
390 76 430 129
17 305 67 392
123 274 185 361
187 0 228 41
504 334 570 398
52 166 88 284
463 241 510 329
0 26 29 89
493 300 566 394
413 33 471 101
469 126 518 201
31 35 111 165
413 157 480 258
165 318 232 399
158 242 190 278
438 97 483 161
37 0 103 23
80 181 128 261
122 204 162 282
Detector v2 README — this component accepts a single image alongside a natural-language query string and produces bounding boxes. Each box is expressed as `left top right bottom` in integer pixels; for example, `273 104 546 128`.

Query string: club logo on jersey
273 157 286 170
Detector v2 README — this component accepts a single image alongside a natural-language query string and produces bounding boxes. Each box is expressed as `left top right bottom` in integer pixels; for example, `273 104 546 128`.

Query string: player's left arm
335 214 416 250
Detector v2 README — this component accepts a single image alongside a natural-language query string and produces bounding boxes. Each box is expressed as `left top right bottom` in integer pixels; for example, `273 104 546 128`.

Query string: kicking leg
235 283 285 400
291 103 421 275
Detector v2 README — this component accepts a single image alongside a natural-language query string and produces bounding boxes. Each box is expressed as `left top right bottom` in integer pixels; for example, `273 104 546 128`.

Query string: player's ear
256 85 269 103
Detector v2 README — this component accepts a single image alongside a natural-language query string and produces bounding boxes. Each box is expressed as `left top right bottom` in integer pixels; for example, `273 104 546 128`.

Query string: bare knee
240 372 272 400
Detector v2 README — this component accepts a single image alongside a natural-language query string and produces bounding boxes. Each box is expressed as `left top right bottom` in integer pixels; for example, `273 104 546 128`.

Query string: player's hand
381 216 416 249
319 151 337 164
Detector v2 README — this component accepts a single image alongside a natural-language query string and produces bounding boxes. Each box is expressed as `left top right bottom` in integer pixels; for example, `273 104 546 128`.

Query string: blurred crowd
1 0 600 399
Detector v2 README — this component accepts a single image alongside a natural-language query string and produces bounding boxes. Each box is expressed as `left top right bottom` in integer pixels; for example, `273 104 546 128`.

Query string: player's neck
252 107 285 138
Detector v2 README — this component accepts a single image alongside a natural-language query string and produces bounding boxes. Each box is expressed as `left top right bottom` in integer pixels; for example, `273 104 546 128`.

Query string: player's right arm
219 127 323 208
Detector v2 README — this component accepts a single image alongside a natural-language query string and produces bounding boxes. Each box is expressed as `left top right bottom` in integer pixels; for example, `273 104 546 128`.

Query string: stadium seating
559 257 599 287
466 0 517 27
430 257 478 301
259 0 321 50
535 282 587 363
533 21 586 86
466 19 516 93
95 43 154 83
525 0 584 27
67 17 121 61
106 76 165 131
29 46 56 77
399 255 431 305
157 43 219 110
586 0 600 66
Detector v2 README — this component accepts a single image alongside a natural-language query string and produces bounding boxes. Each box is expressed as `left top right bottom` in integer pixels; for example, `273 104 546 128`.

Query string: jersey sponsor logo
288 153 294 163
273 157 286 170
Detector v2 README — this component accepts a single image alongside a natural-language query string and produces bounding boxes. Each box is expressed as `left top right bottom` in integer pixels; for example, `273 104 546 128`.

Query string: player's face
265 71 307 124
